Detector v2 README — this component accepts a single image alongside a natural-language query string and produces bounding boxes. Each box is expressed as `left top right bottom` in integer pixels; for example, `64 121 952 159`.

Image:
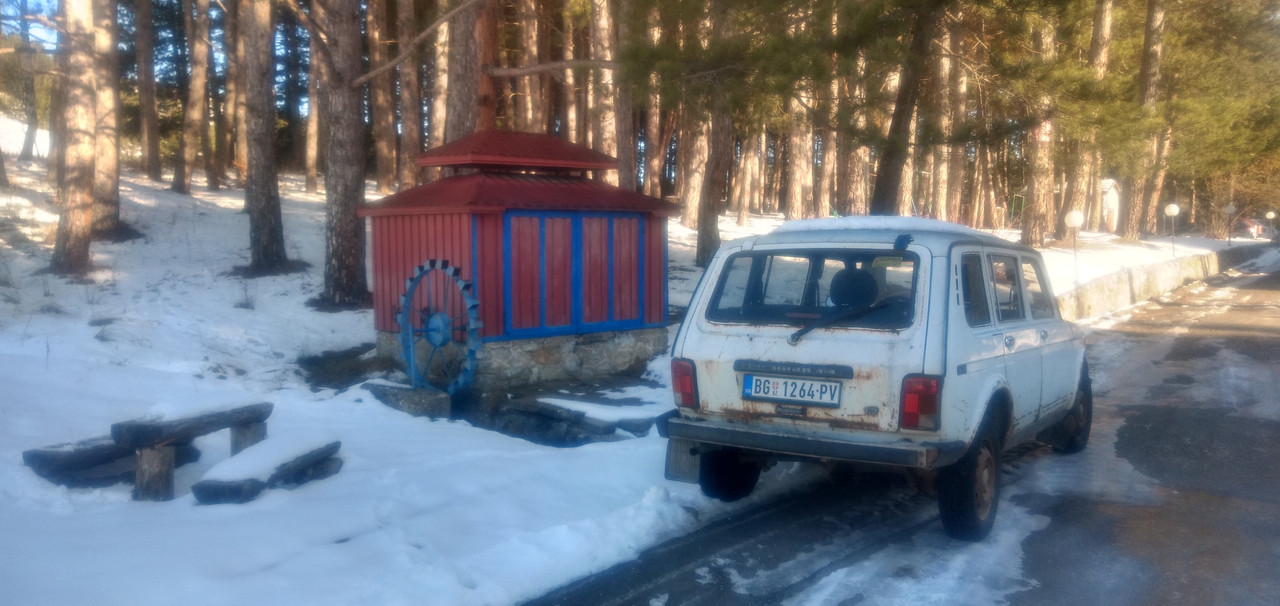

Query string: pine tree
52 0 96 274
172 0 210 195
91 0 120 236
241 0 289 273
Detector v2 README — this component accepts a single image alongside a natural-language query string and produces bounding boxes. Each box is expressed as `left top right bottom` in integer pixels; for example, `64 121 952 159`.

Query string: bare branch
486 59 619 80
351 0 484 88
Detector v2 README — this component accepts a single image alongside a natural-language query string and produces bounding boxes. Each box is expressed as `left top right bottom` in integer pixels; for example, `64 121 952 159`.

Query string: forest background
2 0 1279 307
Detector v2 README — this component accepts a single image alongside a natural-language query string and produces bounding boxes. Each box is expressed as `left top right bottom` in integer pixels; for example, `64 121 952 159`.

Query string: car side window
1020 258 1056 320
989 254 1024 323
960 253 992 327
761 256 811 306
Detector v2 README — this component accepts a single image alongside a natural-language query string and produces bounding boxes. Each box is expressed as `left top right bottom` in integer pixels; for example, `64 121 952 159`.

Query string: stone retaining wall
1058 244 1271 322
376 327 669 392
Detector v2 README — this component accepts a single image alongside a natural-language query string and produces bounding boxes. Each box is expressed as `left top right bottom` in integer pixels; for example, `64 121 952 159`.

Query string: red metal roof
416 129 619 171
359 173 681 217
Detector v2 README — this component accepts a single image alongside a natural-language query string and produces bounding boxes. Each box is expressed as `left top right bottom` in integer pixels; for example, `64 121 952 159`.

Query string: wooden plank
29 444 200 489
22 435 131 474
191 440 342 505
111 402 273 449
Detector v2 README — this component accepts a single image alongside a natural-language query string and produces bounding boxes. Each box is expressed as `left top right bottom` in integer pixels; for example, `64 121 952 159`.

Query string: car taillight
901 376 940 431
671 358 699 409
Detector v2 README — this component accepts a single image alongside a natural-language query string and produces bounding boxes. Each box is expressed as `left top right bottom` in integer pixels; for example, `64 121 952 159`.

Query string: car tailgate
682 328 924 431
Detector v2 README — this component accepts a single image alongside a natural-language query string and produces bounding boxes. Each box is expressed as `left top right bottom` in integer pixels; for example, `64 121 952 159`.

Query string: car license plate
742 374 842 407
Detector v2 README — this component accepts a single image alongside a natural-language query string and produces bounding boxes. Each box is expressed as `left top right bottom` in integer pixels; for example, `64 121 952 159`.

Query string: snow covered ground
0 120 1262 605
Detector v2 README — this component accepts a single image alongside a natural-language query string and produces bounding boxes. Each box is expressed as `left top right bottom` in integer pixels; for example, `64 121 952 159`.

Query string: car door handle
1004 336 1016 349
1039 329 1049 341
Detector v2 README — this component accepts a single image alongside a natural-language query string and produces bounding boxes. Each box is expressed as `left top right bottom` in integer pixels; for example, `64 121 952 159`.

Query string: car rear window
705 249 918 329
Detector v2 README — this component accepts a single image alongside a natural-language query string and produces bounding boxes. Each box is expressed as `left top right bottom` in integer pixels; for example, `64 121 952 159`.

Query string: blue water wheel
398 260 481 394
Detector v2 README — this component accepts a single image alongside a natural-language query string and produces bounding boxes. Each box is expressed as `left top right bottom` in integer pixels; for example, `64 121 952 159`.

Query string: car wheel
699 448 760 502
937 414 1001 541
1054 369 1093 454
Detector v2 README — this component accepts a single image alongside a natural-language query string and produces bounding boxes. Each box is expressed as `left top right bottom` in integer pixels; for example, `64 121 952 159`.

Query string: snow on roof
773 216 991 238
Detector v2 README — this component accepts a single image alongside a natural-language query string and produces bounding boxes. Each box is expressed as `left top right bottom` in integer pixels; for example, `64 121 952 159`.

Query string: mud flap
665 438 700 483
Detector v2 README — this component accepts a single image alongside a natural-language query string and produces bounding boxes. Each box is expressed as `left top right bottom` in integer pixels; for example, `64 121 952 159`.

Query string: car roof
734 216 1036 255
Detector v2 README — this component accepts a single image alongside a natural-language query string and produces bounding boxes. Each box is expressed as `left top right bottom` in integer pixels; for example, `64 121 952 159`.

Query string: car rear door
1019 254 1080 417
987 252 1043 433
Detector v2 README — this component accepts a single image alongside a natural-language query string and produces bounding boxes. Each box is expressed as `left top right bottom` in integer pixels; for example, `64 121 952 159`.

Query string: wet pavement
1012 264 1280 606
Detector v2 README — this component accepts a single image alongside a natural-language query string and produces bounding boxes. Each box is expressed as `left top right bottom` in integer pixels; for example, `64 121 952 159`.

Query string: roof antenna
894 234 913 251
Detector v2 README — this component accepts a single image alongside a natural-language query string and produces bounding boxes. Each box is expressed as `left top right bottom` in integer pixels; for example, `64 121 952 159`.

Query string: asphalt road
1012 264 1280 606
525 262 1280 606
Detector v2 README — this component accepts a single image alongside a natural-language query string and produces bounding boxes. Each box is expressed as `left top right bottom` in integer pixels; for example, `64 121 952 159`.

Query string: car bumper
665 417 967 470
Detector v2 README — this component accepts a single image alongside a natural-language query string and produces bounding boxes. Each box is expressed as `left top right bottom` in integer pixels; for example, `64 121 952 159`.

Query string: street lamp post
1268 211 1276 241
1165 204 1180 257
1225 204 1238 244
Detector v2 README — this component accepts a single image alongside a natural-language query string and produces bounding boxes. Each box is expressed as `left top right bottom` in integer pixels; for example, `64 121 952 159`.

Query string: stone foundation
375 327 669 393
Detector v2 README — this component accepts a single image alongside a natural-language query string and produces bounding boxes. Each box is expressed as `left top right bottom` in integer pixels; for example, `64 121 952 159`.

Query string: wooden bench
191 434 342 504
22 435 200 489
109 402 274 501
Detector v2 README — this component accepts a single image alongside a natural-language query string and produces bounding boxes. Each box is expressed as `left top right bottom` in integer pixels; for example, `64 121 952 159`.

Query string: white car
662 217 1091 541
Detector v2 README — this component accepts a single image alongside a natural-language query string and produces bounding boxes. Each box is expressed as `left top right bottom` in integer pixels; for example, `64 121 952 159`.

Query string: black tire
1054 368 1093 454
699 448 760 502
1038 364 1093 454
937 414 1002 541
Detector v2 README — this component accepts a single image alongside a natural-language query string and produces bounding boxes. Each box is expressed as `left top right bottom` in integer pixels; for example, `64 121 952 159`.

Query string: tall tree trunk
319 0 369 304
869 3 944 215
842 54 871 216
932 22 951 222
396 0 423 189
305 24 323 194
49 44 66 189
514 0 538 131
612 0 637 190
817 57 838 219
1123 0 1165 240
18 0 40 162
590 0 619 185
1022 20 1055 247
173 0 209 194
53 0 96 274
695 109 731 267
92 0 120 236
242 0 288 272
220 0 241 187
896 103 916 216
732 131 758 225
1143 123 1172 233
784 95 812 220
203 38 222 191
233 3 249 189
426 4 449 181
214 4 234 189
643 105 663 198
945 16 967 224
444 0 487 143
1062 0 1113 237
677 115 708 230
367 0 397 193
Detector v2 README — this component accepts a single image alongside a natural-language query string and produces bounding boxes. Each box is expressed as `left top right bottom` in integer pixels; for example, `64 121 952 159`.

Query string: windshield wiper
788 301 891 345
